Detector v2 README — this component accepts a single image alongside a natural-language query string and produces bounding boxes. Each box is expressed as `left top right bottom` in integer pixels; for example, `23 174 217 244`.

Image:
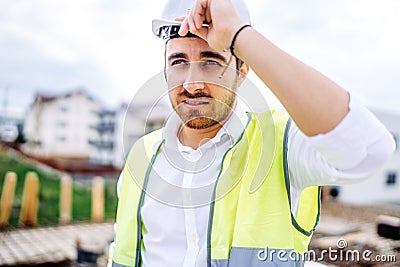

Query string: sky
0 0 399 118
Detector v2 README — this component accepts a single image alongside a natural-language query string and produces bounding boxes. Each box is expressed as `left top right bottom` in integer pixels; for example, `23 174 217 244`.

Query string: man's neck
179 122 224 150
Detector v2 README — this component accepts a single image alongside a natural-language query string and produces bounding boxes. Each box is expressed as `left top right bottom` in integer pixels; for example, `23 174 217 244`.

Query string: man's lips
181 98 210 108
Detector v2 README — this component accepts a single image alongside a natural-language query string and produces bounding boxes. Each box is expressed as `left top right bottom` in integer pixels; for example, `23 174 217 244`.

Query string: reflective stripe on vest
112 262 130 267
211 247 304 267
112 110 320 267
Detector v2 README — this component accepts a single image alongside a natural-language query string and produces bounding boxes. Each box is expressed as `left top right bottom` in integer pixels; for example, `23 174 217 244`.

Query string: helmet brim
152 18 209 40
152 19 182 38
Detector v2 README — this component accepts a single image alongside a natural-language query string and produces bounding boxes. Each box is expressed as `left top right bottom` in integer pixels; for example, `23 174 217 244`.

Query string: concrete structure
23 89 101 160
337 109 400 205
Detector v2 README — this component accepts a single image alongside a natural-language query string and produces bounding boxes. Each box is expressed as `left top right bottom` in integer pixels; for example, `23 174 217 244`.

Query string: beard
172 88 236 130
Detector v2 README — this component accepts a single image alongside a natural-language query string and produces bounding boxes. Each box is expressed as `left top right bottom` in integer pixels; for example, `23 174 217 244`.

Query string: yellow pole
91 176 104 222
60 175 72 224
0 172 18 228
19 172 39 227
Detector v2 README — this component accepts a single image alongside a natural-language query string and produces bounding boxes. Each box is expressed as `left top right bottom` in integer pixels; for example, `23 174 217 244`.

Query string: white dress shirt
109 95 395 267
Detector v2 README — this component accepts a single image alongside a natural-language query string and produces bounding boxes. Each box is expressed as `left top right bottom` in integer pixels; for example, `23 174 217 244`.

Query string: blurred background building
89 109 116 165
23 89 101 160
114 101 170 167
0 115 20 143
19 88 171 170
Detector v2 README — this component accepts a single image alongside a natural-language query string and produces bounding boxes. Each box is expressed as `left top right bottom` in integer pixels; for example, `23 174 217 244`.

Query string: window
57 136 67 143
386 172 397 186
59 106 68 113
57 121 67 127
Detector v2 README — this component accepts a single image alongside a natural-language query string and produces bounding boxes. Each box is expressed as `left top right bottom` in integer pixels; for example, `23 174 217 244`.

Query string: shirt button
189 150 202 161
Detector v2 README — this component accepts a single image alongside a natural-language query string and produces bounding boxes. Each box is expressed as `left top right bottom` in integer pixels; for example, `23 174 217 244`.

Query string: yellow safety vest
112 110 321 267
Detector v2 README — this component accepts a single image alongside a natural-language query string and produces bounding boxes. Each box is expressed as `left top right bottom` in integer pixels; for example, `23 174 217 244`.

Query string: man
110 0 395 266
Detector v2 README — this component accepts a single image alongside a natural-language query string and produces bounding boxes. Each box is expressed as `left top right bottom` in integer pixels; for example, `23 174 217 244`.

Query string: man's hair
236 58 244 70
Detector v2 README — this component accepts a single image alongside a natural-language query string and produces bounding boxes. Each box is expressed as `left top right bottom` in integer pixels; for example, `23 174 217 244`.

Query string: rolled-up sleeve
288 95 396 190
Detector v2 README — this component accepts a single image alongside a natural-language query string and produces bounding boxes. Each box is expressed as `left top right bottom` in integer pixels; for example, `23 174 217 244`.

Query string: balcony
88 140 114 150
90 122 115 133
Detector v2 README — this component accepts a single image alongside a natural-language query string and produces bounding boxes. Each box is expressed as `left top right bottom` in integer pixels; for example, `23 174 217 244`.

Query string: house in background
23 89 101 161
22 88 171 170
336 109 400 205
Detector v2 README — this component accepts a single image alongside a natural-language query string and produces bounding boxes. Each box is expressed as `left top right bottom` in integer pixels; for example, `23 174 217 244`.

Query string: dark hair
236 58 244 70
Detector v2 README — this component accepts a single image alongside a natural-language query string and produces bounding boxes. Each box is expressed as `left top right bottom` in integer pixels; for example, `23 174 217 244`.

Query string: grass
0 148 118 228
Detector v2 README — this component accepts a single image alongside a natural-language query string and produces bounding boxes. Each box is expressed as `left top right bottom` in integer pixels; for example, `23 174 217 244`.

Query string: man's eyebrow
167 52 188 62
200 51 227 63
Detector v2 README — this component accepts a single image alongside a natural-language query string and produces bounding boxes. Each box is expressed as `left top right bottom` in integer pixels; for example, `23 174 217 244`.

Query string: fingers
205 6 212 24
178 15 209 40
179 0 210 37
193 0 208 28
191 26 208 41
187 13 198 32
178 17 190 36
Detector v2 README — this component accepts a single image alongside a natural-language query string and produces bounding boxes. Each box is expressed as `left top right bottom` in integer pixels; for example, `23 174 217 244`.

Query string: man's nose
183 64 205 93
183 80 205 93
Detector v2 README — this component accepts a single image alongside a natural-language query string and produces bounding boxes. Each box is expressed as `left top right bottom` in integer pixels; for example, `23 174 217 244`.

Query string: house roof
33 89 96 104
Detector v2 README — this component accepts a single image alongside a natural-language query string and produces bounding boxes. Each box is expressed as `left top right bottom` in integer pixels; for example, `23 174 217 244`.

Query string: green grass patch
0 149 117 228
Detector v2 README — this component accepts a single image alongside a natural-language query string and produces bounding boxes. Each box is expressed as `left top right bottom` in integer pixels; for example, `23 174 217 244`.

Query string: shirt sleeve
107 172 124 267
288 95 396 190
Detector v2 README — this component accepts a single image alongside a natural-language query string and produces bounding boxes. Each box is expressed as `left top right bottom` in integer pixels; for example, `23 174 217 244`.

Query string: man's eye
171 59 187 66
204 60 222 66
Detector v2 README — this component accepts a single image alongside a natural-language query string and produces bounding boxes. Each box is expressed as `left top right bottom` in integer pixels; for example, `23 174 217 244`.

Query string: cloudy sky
1 0 399 117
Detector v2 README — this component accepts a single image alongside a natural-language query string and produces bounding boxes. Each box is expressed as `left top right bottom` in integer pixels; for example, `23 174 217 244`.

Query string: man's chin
184 117 219 130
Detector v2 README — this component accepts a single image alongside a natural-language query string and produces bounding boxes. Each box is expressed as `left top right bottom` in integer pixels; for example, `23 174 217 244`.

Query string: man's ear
237 62 249 85
240 62 249 76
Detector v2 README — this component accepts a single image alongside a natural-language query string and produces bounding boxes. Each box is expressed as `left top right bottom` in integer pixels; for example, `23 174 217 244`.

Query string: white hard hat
152 0 251 41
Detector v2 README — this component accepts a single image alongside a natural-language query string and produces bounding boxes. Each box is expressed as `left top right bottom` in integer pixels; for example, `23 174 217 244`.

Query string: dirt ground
310 200 400 267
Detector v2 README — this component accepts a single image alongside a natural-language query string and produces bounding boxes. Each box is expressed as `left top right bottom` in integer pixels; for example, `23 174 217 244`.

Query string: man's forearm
234 26 350 136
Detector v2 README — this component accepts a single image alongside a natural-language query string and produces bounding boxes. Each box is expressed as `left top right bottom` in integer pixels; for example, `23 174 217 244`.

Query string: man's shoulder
142 127 164 141
127 127 164 159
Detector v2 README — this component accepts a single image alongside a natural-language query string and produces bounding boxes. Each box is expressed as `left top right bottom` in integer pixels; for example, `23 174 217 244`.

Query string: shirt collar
152 100 250 153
